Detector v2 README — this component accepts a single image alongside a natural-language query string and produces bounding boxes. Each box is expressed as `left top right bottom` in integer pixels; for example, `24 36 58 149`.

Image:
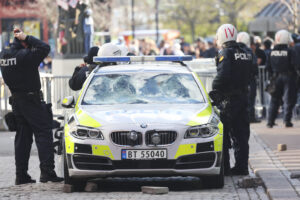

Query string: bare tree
218 0 252 27
32 0 58 25
277 0 299 33
164 0 219 42
90 0 113 31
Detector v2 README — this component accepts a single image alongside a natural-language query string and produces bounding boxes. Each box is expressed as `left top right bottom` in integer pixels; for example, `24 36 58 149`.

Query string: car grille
145 130 177 145
111 131 142 146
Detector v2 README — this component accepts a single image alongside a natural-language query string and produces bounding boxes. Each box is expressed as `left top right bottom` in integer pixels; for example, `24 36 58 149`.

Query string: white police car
60 56 224 188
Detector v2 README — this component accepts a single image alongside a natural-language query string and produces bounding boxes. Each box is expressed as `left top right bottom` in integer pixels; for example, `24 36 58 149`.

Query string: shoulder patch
219 56 224 62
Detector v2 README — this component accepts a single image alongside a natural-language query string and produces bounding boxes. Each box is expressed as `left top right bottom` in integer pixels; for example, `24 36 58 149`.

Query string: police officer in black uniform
266 30 297 128
212 24 252 175
69 46 99 91
69 43 123 91
0 28 63 185
237 33 260 123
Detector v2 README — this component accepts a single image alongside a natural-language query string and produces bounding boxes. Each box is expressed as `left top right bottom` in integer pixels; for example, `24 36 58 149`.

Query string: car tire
63 142 86 190
200 152 224 189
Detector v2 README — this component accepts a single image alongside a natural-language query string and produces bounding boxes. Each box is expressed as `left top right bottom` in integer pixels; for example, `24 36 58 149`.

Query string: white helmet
117 45 129 56
237 32 250 47
275 30 290 45
216 24 237 47
97 43 122 56
254 36 262 44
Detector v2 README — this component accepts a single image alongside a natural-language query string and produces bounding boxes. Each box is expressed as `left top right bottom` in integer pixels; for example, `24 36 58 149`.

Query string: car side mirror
62 96 75 108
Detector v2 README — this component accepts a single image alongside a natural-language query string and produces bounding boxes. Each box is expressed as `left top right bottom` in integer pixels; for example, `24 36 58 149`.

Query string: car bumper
69 167 221 178
66 151 222 178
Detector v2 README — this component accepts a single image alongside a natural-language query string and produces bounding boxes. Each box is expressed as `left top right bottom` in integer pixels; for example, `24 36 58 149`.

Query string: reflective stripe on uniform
174 143 196 159
75 109 101 128
92 145 114 160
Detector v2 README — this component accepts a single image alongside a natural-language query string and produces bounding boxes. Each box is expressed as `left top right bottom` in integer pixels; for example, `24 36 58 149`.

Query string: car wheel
63 142 86 190
200 153 224 189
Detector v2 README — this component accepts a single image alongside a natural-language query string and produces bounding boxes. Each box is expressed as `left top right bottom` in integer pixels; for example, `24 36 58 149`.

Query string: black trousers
268 74 297 124
248 78 257 119
221 94 250 170
11 93 54 175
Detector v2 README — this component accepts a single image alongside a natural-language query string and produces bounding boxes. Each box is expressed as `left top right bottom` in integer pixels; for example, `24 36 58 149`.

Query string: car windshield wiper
128 99 149 104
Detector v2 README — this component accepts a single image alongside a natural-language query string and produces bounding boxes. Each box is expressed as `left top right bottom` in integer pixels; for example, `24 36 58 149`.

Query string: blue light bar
93 55 193 63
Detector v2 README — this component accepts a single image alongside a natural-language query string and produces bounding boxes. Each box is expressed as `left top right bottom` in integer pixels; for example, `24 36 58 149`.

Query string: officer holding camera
212 24 252 175
0 28 63 185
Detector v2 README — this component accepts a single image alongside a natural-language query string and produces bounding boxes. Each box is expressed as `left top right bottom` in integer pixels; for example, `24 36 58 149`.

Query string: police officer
212 24 252 175
69 46 99 91
0 28 63 185
237 32 260 123
266 30 297 128
69 43 123 91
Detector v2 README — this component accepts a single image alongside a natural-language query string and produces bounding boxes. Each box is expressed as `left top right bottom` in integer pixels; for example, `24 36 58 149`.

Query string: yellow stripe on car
174 143 196 159
92 145 114 160
75 80 88 111
213 122 223 151
62 98 68 104
64 124 75 154
75 89 83 112
76 109 101 128
193 72 212 106
187 105 212 126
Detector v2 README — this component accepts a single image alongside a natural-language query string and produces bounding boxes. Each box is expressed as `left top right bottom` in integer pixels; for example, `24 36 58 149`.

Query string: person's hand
80 63 87 67
13 28 27 41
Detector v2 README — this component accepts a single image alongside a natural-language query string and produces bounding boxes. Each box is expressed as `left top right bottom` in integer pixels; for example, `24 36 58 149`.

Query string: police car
60 56 224 188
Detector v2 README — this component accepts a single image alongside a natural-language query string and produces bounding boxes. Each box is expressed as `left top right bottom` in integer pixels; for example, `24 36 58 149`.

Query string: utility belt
273 71 294 77
9 90 43 105
227 87 248 97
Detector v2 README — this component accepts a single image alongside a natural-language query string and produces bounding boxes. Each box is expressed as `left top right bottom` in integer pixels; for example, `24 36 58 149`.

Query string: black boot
15 173 36 185
40 169 64 183
230 166 249 176
249 117 261 123
267 122 277 128
285 121 293 128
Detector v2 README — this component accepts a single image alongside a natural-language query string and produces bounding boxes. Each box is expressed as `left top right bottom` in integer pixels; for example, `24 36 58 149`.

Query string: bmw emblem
140 123 147 128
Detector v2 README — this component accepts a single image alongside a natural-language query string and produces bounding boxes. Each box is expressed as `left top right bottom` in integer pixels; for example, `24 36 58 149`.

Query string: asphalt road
0 131 269 200
0 131 38 156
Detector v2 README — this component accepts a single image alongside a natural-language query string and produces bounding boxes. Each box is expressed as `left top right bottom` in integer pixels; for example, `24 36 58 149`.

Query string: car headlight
70 126 104 140
185 124 219 138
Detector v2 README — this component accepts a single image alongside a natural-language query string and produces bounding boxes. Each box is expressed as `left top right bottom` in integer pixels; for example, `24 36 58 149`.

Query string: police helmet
216 24 237 47
117 45 129 56
275 30 291 45
254 36 262 45
237 32 250 47
97 43 122 56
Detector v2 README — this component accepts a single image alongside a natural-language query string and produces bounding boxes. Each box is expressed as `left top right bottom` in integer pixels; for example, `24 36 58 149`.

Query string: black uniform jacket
266 44 296 74
212 41 252 95
0 36 50 93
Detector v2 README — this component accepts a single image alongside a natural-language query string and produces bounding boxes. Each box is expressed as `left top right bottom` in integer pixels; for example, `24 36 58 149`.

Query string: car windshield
82 72 205 105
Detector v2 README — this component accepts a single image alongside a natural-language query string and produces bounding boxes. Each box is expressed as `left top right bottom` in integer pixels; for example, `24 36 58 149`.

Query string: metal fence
0 74 77 130
0 64 282 130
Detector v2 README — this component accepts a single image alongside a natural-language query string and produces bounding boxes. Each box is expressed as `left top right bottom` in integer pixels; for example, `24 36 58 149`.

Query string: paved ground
0 131 269 200
251 121 300 174
250 120 300 200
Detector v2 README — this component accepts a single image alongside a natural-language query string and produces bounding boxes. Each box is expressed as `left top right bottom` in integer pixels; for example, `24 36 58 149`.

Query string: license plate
121 149 167 160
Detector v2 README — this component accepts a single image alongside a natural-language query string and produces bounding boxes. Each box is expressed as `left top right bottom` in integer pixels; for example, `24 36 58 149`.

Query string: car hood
77 103 211 126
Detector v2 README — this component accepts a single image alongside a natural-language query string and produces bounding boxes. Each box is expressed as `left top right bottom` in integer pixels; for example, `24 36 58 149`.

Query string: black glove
209 90 225 106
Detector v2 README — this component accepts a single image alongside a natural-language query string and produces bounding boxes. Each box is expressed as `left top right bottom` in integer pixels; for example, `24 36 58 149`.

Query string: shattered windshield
82 72 205 105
